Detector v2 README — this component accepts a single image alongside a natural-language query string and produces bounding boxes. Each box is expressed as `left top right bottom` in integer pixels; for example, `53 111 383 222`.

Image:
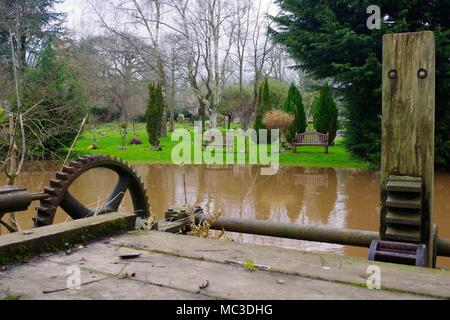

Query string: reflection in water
1 163 450 268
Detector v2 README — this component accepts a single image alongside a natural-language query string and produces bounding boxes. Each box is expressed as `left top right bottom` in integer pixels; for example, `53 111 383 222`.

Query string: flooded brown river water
1 162 450 269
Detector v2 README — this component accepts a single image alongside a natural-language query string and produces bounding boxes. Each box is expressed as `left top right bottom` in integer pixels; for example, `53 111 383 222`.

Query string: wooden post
381 31 436 267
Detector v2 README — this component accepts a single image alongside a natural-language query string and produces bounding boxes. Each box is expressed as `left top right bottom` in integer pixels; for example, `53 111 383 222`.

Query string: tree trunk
169 65 176 133
169 107 174 133
5 114 18 232
7 114 17 186
198 100 206 132
161 110 167 138
242 94 257 131
20 35 27 68
210 111 218 129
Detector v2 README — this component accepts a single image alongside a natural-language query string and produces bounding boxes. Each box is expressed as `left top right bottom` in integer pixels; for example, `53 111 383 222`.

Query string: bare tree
161 33 187 132
90 0 174 134
240 0 274 130
86 0 285 131
2 2 28 186
172 0 237 128
230 0 251 93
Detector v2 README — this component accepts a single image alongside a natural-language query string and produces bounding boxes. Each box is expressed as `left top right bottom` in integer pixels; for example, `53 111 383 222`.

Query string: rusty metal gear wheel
33 155 150 227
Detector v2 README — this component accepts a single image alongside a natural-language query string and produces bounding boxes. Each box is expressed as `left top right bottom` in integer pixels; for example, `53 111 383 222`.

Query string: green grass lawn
71 123 369 169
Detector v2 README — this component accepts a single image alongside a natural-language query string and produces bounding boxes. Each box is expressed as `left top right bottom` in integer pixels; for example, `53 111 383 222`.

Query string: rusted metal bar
197 215 379 248
0 186 33 213
196 215 450 257
31 193 49 202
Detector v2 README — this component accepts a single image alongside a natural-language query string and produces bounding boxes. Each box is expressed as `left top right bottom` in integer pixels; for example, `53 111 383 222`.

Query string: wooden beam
381 31 435 266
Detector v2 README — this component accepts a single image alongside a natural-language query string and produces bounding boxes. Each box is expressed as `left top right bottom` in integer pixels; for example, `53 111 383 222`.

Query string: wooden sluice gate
1 31 450 299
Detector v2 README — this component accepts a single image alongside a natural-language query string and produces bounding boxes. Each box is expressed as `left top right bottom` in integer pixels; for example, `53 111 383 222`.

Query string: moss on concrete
1 295 22 300
0 215 134 266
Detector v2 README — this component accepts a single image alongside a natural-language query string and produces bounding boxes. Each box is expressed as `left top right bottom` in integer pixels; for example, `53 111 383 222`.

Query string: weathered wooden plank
0 213 137 265
381 31 436 265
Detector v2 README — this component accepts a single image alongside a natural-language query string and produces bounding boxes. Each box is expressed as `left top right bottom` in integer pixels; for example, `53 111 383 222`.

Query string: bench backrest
295 132 329 145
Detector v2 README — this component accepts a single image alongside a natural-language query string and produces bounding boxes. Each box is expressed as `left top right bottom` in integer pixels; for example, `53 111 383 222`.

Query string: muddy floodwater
2 162 450 269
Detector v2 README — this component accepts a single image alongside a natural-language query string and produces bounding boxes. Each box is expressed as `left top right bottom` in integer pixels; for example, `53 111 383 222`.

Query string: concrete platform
2 230 450 300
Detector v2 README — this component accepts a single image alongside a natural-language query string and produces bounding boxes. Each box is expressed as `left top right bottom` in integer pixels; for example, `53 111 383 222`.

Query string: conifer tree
254 77 271 133
313 85 338 145
271 0 450 168
283 83 306 141
146 82 165 150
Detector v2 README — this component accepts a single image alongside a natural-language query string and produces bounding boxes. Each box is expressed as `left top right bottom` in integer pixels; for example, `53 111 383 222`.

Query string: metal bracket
158 206 204 234
369 240 427 267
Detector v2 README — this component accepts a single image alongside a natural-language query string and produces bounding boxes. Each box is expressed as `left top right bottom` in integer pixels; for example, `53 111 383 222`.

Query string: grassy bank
71 123 369 169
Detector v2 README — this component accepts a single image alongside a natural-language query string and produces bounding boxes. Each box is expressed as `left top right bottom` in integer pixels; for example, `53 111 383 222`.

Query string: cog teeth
42 197 59 207
37 153 149 226
62 166 75 174
70 160 81 168
33 215 53 227
56 172 69 180
79 157 89 164
50 179 64 188
44 187 58 196
36 205 56 216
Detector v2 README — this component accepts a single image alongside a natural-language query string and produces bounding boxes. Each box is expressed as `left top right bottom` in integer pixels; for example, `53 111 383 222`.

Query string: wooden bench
293 132 329 154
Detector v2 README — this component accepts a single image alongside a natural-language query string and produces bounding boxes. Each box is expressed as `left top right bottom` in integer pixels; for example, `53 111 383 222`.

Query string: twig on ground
42 264 128 294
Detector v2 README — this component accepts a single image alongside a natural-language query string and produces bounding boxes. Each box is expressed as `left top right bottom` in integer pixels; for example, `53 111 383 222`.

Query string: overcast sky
56 0 279 34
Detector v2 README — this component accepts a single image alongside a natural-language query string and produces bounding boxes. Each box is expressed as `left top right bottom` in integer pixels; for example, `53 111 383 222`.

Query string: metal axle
196 214 450 258
0 186 48 216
